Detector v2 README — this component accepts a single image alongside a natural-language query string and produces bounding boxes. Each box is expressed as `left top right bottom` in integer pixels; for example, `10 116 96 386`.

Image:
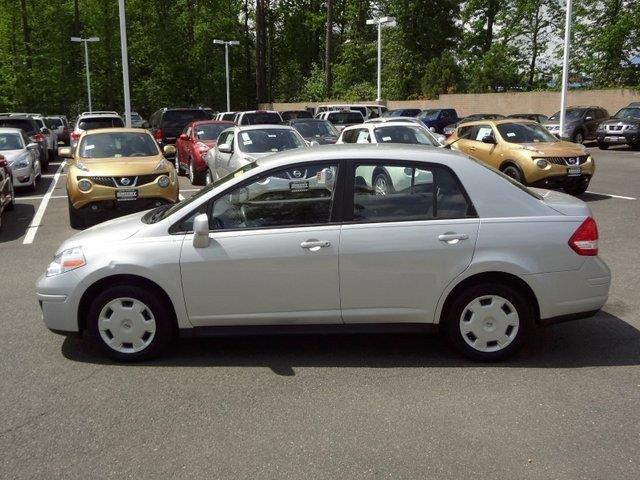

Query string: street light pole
366 16 396 103
71 36 100 112
214 39 240 112
118 0 132 128
559 0 573 139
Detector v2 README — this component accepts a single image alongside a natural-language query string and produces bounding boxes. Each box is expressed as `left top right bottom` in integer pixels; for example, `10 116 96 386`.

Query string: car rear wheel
373 171 394 195
501 164 524 184
87 285 175 361
174 153 183 176
189 158 205 186
573 131 584 144
68 199 84 229
6 181 15 211
445 283 532 361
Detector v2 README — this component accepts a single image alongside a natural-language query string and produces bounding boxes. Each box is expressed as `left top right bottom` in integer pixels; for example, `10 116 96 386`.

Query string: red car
175 120 233 185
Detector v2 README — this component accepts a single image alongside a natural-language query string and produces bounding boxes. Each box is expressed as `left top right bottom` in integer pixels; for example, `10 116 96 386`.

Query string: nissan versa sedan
37 144 610 362
448 119 594 195
59 128 179 229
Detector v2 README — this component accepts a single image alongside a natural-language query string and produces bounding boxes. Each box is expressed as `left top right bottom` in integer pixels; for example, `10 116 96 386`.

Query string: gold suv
447 119 594 196
59 128 179 228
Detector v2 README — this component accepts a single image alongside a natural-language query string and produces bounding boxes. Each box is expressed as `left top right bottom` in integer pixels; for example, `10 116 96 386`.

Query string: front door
340 161 479 324
180 161 343 326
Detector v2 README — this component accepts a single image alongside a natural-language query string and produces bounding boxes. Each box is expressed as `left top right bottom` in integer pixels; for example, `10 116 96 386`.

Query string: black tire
572 130 584 145
189 158 206 186
68 199 85 229
598 143 609 150
444 282 533 361
564 180 590 196
372 171 394 195
174 153 183 176
501 163 524 184
6 181 15 211
86 284 176 362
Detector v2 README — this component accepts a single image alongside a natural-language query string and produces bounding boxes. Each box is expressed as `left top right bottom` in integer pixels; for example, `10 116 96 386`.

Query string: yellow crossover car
59 128 179 228
447 119 594 196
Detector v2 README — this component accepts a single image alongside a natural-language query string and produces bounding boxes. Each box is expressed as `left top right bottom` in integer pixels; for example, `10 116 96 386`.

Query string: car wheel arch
77 274 178 334
437 271 541 326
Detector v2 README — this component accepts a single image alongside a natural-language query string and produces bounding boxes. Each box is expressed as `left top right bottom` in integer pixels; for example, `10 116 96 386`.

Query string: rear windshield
162 110 209 129
373 125 437 146
327 112 363 124
280 110 313 121
240 112 282 125
78 117 124 130
0 119 36 134
193 123 228 141
45 118 63 128
238 129 305 153
79 132 160 158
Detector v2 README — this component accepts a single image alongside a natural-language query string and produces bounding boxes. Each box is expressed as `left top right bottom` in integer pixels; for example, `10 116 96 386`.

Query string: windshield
79 117 124 130
240 112 282 125
0 133 23 150
238 129 305 153
327 112 363 124
497 123 557 143
193 123 227 141
418 110 440 121
291 120 338 138
373 125 437 145
142 163 257 224
549 109 583 121
78 132 160 158
613 107 640 120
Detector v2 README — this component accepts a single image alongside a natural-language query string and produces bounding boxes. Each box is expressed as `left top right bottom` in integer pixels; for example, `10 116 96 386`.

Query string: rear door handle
438 233 469 244
300 240 331 251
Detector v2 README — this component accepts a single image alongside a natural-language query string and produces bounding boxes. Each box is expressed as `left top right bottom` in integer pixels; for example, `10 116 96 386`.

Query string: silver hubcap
575 133 583 144
459 295 519 353
189 161 194 181
374 176 389 195
98 297 156 354
175 155 180 172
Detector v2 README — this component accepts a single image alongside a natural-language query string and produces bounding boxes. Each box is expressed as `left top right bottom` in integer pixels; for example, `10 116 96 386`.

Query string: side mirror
481 134 496 144
27 142 39 149
585 116 593 121
192 213 210 248
179 133 189 141
218 143 232 154
163 145 176 157
58 146 73 158
309 140 320 147
429 126 436 132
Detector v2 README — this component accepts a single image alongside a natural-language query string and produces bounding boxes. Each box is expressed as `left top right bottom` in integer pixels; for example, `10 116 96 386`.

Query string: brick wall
260 89 640 117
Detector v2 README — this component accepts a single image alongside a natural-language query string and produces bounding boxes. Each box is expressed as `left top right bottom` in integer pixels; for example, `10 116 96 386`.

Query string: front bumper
37 272 84 333
526 159 594 186
597 132 639 145
11 165 34 187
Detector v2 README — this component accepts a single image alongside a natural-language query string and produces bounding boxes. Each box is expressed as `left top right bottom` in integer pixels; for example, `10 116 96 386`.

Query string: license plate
605 136 625 142
567 167 581 177
116 189 138 201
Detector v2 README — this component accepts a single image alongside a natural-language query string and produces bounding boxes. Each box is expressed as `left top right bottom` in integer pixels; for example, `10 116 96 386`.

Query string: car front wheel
445 283 532 361
87 285 175 362
501 164 524 184
373 171 394 195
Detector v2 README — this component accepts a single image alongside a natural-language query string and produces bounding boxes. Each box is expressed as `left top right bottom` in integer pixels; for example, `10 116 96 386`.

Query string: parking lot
1 145 639 478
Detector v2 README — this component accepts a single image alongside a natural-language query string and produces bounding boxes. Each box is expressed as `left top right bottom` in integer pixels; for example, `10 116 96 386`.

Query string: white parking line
41 173 66 179
17 194 67 201
586 191 636 200
178 193 185 201
23 162 66 245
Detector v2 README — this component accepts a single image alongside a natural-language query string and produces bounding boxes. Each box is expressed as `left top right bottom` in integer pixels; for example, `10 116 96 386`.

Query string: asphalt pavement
1 145 639 479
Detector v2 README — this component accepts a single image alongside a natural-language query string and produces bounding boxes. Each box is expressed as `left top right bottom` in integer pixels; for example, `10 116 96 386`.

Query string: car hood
62 211 146 250
509 141 586 156
1 149 28 163
599 118 640 126
532 188 591 217
71 156 166 175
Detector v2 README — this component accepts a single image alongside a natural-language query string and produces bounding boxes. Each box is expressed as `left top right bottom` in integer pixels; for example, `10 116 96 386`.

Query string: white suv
71 111 124 147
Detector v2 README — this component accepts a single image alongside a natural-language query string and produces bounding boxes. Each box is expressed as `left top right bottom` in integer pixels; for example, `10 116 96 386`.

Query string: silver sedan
37 144 610 362
0 128 41 191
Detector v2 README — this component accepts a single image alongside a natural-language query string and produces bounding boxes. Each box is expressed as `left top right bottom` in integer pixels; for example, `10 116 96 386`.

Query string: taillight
569 217 598 256
154 129 163 141
70 131 80 141
30 133 45 142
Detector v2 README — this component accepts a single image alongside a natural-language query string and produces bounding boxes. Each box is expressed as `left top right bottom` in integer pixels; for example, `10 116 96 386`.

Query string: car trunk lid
531 188 592 217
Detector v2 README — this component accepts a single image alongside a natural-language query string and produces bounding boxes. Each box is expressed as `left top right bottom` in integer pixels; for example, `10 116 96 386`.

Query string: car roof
190 120 234 126
82 127 152 136
456 118 538 127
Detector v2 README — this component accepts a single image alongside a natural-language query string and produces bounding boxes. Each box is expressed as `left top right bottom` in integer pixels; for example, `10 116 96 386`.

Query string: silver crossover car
37 144 610 362
203 125 307 185
0 127 41 191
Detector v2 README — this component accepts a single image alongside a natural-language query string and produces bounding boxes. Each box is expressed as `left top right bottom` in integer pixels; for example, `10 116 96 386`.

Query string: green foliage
421 54 463 99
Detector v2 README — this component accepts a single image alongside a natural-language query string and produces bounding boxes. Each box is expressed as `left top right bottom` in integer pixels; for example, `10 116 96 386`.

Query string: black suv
543 106 609 144
0 116 49 170
596 103 640 149
148 108 211 154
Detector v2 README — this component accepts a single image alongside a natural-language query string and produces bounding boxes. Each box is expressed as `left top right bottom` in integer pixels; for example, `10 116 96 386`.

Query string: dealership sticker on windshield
507 132 516 137
290 181 309 192
84 144 95 150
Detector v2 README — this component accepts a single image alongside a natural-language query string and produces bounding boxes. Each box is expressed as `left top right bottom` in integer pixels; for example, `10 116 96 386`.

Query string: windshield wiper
143 204 172 224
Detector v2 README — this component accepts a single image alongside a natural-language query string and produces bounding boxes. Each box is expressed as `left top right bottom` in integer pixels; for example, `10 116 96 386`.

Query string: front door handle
300 240 331 251
438 233 469 244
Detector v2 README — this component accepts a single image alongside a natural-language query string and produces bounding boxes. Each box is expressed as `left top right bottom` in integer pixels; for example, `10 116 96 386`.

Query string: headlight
535 159 549 168
597 124 606 131
46 247 86 277
155 158 172 171
12 160 29 169
77 179 92 192
627 125 638 132
157 175 170 188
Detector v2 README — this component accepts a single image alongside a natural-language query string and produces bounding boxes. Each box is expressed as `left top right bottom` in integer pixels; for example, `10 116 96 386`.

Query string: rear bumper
538 309 600 326
524 256 611 320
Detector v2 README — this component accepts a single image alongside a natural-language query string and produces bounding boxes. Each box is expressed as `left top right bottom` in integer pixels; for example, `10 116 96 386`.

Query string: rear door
339 161 479 324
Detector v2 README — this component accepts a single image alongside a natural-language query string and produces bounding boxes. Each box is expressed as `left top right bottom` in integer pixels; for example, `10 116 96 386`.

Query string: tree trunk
244 0 252 108
325 0 332 96
528 6 541 90
255 0 267 104
19 0 31 70
484 0 499 53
